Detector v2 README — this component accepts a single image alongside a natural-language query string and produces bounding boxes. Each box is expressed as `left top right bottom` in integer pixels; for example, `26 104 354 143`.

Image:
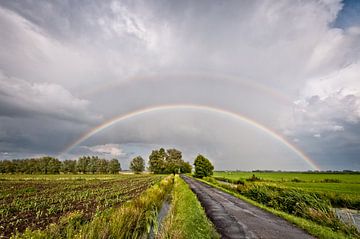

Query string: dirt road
182 176 315 239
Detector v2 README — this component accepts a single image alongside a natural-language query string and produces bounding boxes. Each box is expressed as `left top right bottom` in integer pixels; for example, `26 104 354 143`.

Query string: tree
148 148 166 174
108 159 121 174
62 160 77 173
180 161 192 173
87 156 99 174
39 157 61 174
96 159 108 174
165 148 182 174
47 157 61 174
148 148 192 174
130 156 145 173
193 154 214 178
0 160 15 173
77 156 89 174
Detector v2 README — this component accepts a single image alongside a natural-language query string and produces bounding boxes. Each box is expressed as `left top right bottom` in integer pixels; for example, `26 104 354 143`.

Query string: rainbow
59 104 320 170
79 71 292 105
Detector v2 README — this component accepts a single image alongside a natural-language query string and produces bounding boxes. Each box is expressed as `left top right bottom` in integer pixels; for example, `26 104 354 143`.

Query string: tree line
0 147 214 177
0 156 121 174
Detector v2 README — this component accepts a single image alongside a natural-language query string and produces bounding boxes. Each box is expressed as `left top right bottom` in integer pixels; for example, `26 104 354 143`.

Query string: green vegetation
200 177 353 239
0 156 121 174
130 156 145 173
214 171 360 183
0 174 163 238
204 172 360 238
193 154 214 178
148 148 192 174
72 175 174 239
158 175 219 239
214 171 360 209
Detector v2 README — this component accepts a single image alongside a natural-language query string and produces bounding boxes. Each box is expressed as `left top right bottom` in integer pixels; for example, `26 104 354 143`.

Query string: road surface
182 175 315 239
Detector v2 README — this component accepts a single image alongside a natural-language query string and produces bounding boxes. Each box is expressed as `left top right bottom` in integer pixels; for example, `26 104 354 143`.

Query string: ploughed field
0 174 163 238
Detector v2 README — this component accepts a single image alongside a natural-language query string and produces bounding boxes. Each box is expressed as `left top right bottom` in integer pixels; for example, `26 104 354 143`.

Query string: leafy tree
87 156 99 174
96 159 108 174
165 148 183 174
180 161 192 173
148 148 192 174
47 157 61 174
62 160 77 173
130 156 145 173
37 157 61 174
193 154 214 178
108 159 121 174
77 156 89 174
148 148 166 174
0 160 15 173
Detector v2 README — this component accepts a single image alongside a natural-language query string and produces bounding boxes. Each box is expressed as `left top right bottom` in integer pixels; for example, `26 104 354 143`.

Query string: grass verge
12 175 174 239
158 175 219 239
199 177 358 239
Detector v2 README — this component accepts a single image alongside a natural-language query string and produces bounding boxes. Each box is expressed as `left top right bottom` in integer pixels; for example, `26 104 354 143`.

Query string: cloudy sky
0 0 359 170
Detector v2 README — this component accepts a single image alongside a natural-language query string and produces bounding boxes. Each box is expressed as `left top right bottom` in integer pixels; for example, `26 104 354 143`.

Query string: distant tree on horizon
62 160 77 173
0 156 121 174
108 158 121 174
194 154 214 178
148 148 192 174
130 156 145 173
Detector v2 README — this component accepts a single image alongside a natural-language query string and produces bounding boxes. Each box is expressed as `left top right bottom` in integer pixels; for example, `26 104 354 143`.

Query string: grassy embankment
12 175 173 239
158 175 219 239
201 173 360 239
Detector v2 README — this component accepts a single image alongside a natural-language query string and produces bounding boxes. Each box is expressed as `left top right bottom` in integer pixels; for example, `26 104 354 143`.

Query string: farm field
214 171 360 208
214 172 360 203
214 171 360 183
0 173 163 238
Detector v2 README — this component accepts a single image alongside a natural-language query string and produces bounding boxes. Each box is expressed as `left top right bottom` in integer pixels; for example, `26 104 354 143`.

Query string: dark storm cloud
0 72 101 123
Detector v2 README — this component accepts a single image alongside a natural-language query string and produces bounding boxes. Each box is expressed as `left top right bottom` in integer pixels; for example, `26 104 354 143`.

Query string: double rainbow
59 104 320 170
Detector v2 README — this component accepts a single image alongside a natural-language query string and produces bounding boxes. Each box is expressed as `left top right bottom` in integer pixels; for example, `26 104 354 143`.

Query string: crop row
0 174 163 238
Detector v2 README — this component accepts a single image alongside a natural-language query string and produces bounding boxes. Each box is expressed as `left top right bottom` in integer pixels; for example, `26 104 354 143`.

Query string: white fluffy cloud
87 144 126 157
285 62 360 135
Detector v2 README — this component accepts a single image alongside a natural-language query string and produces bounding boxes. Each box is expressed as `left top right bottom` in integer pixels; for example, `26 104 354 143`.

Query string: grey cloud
0 72 101 123
0 0 360 170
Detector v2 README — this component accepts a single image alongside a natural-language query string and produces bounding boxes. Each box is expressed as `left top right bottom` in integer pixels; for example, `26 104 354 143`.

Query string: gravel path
182 175 315 239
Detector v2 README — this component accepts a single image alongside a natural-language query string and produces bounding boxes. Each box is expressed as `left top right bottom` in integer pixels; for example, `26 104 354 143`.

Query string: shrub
291 178 303 182
321 178 341 183
246 174 261 182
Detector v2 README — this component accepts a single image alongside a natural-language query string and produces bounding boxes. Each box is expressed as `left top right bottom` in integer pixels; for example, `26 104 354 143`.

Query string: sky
0 0 359 170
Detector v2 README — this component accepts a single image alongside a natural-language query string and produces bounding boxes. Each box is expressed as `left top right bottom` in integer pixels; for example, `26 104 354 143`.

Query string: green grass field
214 171 360 205
214 171 360 183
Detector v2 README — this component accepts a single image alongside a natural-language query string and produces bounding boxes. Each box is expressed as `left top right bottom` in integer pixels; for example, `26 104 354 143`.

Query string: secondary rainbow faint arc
60 104 320 170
